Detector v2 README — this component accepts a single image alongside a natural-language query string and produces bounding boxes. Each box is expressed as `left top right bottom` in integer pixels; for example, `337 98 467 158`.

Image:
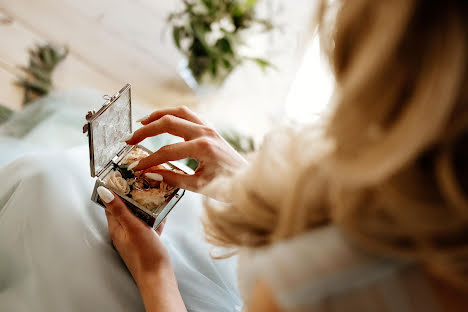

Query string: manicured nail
145 172 163 181
97 186 114 203
128 160 140 171
136 115 149 123
120 133 133 143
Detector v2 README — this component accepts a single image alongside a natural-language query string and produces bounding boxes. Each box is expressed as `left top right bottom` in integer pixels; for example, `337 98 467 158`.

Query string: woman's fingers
97 186 144 230
104 209 121 241
125 115 207 145
147 168 200 191
139 106 205 126
130 140 202 171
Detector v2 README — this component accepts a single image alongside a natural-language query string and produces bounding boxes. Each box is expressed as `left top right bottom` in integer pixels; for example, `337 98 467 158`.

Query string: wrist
136 264 186 312
134 259 175 289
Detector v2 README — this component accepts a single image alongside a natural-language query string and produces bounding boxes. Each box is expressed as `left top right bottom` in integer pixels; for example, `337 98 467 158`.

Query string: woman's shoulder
238 226 442 311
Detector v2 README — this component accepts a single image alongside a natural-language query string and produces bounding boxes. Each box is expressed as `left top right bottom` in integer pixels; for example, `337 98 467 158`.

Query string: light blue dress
0 90 241 312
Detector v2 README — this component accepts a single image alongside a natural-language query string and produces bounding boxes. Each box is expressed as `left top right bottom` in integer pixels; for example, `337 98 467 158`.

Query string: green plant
16 43 68 105
0 43 68 126
221 129 256 153
0 104 13 124
168 0 273 85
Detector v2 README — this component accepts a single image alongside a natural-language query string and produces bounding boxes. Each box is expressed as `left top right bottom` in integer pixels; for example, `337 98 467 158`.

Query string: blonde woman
95 0 468 311
2 0 463 311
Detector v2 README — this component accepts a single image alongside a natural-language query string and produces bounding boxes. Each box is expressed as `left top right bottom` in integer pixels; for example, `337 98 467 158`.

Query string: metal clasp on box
103 91 119 102
82 92 120 134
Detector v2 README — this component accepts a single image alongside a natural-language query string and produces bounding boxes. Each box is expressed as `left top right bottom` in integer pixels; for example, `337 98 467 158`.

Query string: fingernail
145 172 163 181
97 186 115 203
128 160 140 171
136 115 149 123
120 133 133 143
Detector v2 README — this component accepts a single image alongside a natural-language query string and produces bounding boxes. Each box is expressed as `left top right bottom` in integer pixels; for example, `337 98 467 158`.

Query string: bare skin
125 106 247 193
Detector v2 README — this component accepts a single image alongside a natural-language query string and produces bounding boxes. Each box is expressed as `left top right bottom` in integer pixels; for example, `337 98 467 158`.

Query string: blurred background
0 0 333 160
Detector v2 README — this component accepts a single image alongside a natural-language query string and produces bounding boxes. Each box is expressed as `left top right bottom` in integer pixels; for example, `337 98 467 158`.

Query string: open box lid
83 84 132 177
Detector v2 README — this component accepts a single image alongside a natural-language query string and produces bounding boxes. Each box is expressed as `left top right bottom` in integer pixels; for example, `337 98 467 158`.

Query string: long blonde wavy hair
203 0 468 290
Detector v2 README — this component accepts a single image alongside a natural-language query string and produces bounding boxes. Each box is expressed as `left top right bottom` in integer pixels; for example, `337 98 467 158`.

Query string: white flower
180 37 193 51
122 147 150 165
205 17 234 46
211 21 221 33
105 170 130 195
206 25 223 46
218 17 235 33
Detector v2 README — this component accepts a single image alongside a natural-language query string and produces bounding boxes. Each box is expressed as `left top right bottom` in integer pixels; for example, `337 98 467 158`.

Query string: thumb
97 186 142 228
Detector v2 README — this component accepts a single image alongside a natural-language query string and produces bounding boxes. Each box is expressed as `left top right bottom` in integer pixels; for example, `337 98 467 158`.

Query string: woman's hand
124 106 248 193
97 186 186 312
